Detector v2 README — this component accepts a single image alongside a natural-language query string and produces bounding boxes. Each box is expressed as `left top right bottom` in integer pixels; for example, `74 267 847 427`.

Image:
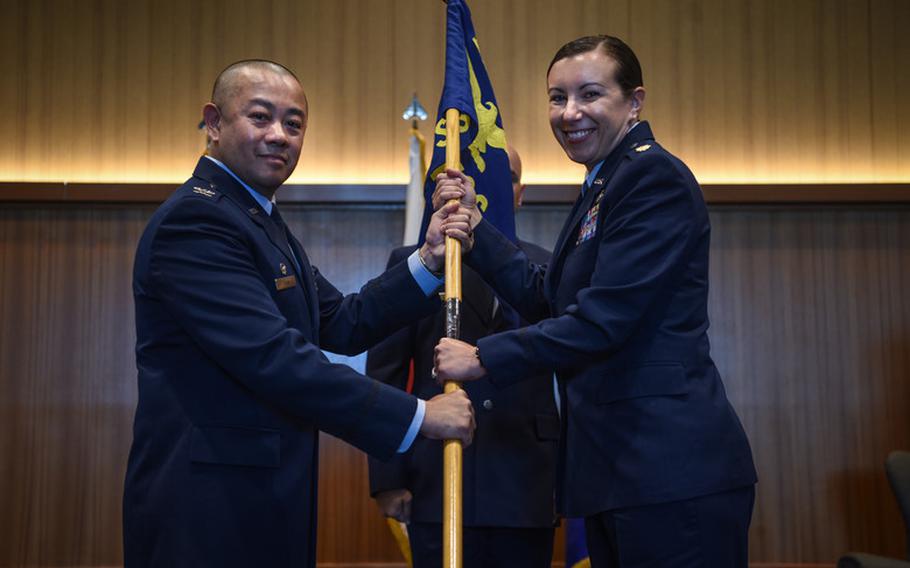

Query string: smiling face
203 66 308 198
547 49 644 171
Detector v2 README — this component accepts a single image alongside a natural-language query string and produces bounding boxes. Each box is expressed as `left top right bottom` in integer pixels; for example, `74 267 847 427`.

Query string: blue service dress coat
367 242 559 529
124 157 439 567
466 122 757 518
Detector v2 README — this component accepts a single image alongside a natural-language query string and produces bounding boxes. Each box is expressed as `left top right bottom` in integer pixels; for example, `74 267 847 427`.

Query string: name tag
275 275 298 291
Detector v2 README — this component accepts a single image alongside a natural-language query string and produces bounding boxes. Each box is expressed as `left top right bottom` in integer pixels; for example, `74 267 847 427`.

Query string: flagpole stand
442 106 463 568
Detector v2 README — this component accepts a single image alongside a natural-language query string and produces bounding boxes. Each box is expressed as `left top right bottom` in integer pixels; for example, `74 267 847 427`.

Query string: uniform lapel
461 266 496 330
545 158 616 295
193 157 301 274
548 190 588 276
259 211 300 276
191 158 320 336
285 230 320 335
551 181 601 264
545 123 656 297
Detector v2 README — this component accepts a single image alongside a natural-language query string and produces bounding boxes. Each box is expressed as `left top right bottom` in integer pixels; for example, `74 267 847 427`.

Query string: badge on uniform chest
275 261 297 290
275 275 297 291
576 191 605 245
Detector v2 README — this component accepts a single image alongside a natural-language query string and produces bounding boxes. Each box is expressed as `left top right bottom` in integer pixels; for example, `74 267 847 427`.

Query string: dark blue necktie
270 205 301 273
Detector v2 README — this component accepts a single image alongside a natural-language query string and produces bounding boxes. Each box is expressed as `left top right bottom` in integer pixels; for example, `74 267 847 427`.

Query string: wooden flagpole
442 106 463 568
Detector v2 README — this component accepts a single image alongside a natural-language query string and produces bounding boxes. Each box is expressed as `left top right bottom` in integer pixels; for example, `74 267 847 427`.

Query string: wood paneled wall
0 206 148 566
710 205 910 562
1 202 909 566
0 0 908 185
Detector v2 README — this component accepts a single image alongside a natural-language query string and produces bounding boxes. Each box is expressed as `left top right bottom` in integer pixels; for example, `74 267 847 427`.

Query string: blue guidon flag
418 0 517 244
566 517 591 568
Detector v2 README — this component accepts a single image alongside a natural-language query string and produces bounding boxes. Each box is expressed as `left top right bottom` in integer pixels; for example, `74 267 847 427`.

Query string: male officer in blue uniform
124 59 475 568
434 35 756 567
367 147 558 567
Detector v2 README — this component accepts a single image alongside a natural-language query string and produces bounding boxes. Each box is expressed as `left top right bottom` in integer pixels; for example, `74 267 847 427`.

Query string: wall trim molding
0 562 835 567
309 563 835 568
0 562 836 567
1 182 909 205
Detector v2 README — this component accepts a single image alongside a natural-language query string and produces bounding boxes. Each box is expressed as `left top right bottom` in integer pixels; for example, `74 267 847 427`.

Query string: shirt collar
584 161 604 192
203 155 273 215
582 121 641 193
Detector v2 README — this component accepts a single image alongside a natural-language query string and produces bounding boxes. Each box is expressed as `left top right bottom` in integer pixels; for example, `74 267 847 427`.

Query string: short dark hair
547 35 643 96
211 59 300 108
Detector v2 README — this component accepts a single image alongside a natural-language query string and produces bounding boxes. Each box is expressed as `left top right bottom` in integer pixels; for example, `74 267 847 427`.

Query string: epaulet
627 142 655 158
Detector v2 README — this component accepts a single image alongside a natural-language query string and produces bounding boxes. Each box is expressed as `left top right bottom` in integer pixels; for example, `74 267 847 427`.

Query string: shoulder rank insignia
192 186 216 197
634 144 652 153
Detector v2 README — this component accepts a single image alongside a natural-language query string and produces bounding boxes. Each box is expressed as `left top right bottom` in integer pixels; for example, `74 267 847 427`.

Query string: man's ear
202 103 222 144
515 183 527 208
629 87 646 120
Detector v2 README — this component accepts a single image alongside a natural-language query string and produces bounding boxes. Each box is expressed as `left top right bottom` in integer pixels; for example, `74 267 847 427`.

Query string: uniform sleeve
478 155 700 386
147 197 417 459
365 249 419 494
313 253 439 355
465 223 552 324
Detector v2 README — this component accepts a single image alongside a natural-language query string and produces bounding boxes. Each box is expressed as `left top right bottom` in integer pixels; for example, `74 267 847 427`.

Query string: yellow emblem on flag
464 43 507 172
432 38 507 176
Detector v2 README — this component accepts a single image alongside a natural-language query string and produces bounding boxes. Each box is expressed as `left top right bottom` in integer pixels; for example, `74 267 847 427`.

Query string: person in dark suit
367 147 559 568
123 59 476 568
433 36 757 567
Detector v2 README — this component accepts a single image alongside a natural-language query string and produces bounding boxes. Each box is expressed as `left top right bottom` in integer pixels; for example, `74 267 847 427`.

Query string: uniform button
482 399 493 410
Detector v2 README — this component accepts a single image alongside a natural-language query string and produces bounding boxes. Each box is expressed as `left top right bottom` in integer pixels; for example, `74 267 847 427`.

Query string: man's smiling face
206 67 308 197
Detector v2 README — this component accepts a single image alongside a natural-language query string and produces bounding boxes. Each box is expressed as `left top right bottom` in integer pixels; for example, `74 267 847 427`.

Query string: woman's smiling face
547 49 644 171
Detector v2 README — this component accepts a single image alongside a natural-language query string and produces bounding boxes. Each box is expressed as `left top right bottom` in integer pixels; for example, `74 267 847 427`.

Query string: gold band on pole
442 106 463 568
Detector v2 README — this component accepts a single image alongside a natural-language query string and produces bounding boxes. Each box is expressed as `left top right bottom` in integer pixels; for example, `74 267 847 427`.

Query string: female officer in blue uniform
433 35 757 568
